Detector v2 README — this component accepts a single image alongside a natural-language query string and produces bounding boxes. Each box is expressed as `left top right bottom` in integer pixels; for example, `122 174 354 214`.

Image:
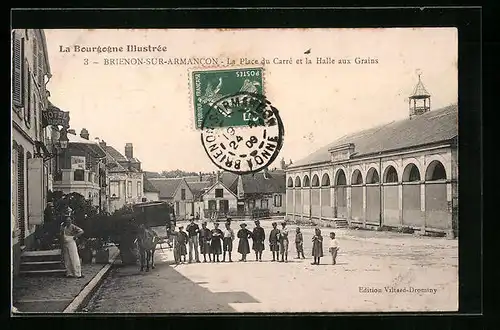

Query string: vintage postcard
11 27 458 314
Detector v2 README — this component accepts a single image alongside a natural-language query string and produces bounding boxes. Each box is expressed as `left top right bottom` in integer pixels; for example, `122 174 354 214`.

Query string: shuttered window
38 47 44 87
12 31 24 107
12 142 19 235
17 144 25 245
24 61 31 128
26 152 32 227
33 94 39 140
33 41 38 80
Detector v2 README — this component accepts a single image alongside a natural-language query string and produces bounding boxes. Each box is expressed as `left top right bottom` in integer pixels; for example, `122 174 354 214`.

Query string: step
19 269 66 277
20 261 65 272
21 254 62 263
22 249 61 257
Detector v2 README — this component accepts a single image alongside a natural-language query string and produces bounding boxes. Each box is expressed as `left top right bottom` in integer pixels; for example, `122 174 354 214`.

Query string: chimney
125 143 133 159
99 140 107 148
80 128 89 140
199 171 202 182
280 157 286 170
216 170 220 182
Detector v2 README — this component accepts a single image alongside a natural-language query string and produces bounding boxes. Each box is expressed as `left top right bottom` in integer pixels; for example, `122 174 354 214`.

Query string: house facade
285 77 458 237
201 180 238 219
11 29 56 274
143 178 160 202
52 129 108 212
201 170 286 219
101 141 144 214
149 178 196 220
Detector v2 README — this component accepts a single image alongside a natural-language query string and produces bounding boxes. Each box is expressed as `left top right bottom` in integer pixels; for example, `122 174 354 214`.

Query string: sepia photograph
11 26 459 314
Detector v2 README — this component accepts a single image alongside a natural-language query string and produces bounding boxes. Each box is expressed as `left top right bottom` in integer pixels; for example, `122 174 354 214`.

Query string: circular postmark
200 92 284 174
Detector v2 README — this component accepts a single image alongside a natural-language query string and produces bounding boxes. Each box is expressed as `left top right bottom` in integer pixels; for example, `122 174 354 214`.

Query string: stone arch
366 167 380 184
311 174 320 187
383 165 399 183
321 173 331 186
294 176 302 187
403 157 423 177
287 177 294 187
425 160 447 181
402 163 421 182
334 169 347 186
351 169 363 185
303 175 310 187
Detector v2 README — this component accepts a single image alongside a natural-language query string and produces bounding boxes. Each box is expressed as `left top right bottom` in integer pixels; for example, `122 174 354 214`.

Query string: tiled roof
144 171 164 179
219 170 286 195
148 178 182 199
241 170 286 194
219 172 239 189
289 104 458 169
104 145 128 162
184 175 213 182
187 181 212 198
143 178 160 193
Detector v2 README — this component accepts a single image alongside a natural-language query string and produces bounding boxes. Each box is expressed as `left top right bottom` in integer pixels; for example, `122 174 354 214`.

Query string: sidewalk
12 246 119 314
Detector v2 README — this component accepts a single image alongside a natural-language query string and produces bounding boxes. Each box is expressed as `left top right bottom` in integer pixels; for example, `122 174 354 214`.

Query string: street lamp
58 127 69 150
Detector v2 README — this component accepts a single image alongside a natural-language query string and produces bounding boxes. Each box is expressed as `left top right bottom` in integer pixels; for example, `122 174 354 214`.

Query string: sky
44 28 458 173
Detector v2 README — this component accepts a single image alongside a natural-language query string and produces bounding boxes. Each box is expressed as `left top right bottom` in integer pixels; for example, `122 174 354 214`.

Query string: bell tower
408 72 431 119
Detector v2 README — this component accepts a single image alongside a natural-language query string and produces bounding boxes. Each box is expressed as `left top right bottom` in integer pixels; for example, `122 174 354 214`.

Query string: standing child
237 223 252 262
311 227 324 265
294 227 305 259
222 221 235 262
329 232 339 265
177 226 189 263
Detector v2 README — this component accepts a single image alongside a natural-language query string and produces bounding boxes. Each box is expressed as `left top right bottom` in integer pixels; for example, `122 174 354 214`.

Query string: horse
135 225 160 272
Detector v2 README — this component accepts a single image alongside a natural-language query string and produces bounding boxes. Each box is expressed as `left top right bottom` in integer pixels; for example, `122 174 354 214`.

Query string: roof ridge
289 104 457 169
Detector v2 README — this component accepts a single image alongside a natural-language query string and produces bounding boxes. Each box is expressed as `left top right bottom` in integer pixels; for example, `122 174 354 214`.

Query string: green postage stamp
192 67 264 129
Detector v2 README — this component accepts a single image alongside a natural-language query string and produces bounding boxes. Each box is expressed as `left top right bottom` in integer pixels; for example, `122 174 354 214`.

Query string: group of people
169 217 340 266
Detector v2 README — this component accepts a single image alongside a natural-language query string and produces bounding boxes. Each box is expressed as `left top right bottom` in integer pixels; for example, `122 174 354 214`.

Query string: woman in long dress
210 222 223 262
237 223 252 262
60 214 85 278
311 227 324 265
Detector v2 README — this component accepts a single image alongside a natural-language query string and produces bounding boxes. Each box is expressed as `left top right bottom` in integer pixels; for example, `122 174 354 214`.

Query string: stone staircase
19 249 66 277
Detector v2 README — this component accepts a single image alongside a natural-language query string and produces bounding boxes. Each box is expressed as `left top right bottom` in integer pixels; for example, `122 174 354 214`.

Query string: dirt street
84 220 458 313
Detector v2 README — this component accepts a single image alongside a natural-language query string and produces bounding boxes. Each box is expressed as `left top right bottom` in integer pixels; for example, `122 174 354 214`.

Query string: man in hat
222 220 235 262
186 216 200 263
199 221 212 262
269 222 280 261
176 225 189 263
252 220 265 262
278 221 290 262
237 223 252 261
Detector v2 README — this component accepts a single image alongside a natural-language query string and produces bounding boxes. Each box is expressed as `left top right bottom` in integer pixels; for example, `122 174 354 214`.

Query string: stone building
285 76 458 237
11 29 57 274
52 129 107 211
100 141 144 213
201 170 286 219
148 177 199 220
